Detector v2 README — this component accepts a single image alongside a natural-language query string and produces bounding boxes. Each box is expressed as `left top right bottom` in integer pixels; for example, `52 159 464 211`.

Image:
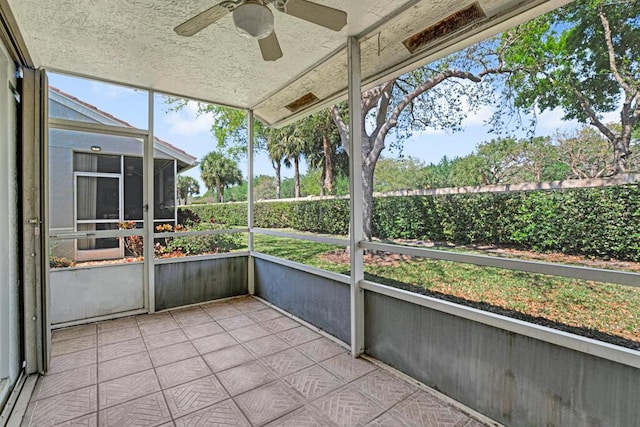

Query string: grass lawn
252 233 640 348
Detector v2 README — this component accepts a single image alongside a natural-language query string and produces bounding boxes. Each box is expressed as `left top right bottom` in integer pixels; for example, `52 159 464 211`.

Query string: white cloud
163 101 215 136
462 105 494 127
89 81 137 99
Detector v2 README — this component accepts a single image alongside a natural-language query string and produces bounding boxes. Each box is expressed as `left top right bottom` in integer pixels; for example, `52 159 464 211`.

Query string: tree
373 157 427 192
200 151 243 203
331 39 513 239
176 175 200 205
281 126 308 198
503 0 640 174
554 127 616 179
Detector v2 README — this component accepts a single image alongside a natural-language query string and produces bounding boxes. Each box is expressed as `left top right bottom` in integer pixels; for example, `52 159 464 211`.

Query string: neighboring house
48 87 197 262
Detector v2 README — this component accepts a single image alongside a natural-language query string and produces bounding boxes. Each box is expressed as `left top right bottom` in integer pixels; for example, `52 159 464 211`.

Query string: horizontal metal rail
153 228 248 238
251 252 350 285
360 280 640 369
49 117 148 138
253 228 349 247
362 241 640 288
49 229 144 240
154 251 249 265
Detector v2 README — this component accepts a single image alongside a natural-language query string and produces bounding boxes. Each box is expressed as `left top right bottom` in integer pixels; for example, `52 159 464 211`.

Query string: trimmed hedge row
180 185 640 261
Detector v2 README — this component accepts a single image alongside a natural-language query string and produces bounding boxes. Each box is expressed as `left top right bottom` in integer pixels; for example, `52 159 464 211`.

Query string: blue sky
49 72 612 195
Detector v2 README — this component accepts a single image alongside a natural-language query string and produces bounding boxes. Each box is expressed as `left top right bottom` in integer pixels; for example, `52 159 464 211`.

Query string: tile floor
22 296 486 426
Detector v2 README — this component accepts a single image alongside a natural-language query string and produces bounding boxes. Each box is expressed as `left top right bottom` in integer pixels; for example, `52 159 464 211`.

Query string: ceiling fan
174 0 347 61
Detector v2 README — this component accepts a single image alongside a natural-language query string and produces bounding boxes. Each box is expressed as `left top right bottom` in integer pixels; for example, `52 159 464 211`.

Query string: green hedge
180 185 640 261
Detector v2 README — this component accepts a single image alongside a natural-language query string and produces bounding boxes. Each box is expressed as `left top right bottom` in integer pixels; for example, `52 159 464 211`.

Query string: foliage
119 221 144 257
177 175 200 205
373 156 428 192
49 244 75 269
183 185 640 261
200 151 243 203
502 0 640 174
161 223 242 256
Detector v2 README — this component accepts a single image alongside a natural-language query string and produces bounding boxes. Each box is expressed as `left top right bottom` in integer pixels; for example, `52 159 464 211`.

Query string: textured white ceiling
8 0 563 125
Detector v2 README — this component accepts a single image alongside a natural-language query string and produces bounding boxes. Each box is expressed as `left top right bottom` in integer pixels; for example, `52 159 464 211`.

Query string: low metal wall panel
364 291 640 427
254 258 350 344
155 256 248 310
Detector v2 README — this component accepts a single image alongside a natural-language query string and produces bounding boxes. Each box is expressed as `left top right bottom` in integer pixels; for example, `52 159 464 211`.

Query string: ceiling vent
403 2 487 54
285 92 320 113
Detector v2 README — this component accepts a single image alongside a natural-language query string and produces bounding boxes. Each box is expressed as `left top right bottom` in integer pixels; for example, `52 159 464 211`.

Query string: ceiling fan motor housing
233 0 275 39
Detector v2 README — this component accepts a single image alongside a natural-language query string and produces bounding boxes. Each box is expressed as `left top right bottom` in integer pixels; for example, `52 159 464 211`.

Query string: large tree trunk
362 163 375 241
216 182 224 203
613 137 629 175
294 157 301 198
323 134 333 194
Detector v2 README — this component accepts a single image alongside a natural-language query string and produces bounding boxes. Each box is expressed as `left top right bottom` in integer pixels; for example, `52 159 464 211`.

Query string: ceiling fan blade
283 0 347 32
259 31 283 61
174 3 231 36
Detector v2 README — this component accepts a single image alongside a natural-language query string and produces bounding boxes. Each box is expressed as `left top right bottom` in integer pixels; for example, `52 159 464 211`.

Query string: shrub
179 185 640 261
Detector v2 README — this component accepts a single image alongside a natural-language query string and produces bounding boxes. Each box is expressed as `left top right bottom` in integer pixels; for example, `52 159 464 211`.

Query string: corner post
145 91 155 312
247 109 255 295
348 36 365 356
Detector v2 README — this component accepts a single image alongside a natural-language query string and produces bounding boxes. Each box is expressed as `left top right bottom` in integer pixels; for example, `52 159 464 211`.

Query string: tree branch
330 105 350 154
599 7 631 93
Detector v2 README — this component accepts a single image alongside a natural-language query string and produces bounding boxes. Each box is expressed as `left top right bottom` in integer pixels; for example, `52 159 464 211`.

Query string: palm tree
200 151 242 203
281 126 308 198
265 129 287 199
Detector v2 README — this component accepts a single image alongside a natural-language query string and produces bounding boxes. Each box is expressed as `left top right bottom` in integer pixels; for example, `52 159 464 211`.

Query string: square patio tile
352 370 416 410
296 338 346 363
174 399 250 427
311 385 383 427
98 327 141 347
51 335 97 357
217 314 257 331
163 375 228 418
191 332 238 354
181 321 224 340
276 326 320 346
97 317 138 333
143 328 188 350
264 406 332 427
23 386 97 426
390 391 472 427
202 303 242 320
228 324 271 343
138 318 180 337
202 345 255 372
98 337 146 362
216 360 277 396
31 365 97 400
48 349 96 375
98 370 161 409
320 353 376 382
98 392 171 427
234 381 304 426
261 317 300 333
148 341 199 367
232 299 268 313
242 334 290 358
282 365 343 401
247 308 283 323
155 357 212 389
57 413 98 426
170 307 213 328
98 352 153 383
52 324 96 343
261 348 314 377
